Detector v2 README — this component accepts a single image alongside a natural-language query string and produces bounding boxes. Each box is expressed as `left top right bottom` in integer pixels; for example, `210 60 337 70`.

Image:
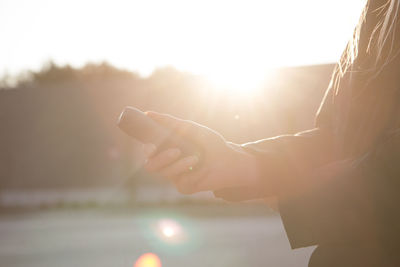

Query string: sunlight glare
206 64 270 95
134 253 161 267
0 0 367 83
157 219 185 243
162 226 175 238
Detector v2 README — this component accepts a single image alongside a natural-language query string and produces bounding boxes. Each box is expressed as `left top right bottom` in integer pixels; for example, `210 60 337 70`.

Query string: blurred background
0 0 366 266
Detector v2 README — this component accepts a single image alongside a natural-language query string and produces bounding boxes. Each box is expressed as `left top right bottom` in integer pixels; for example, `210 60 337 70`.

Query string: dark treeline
0 62 334 190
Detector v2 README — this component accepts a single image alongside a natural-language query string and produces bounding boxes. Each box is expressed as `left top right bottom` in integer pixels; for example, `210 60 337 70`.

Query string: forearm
241 127 335 194
215 127 335 200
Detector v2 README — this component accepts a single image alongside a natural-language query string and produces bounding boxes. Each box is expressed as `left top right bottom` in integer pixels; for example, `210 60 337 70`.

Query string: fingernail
168 148 181 158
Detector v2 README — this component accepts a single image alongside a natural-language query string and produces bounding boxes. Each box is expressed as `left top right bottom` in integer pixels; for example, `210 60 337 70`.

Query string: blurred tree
0 62 333 190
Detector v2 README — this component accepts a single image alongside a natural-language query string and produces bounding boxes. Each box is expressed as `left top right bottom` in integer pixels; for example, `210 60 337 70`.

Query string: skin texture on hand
142 111 261 195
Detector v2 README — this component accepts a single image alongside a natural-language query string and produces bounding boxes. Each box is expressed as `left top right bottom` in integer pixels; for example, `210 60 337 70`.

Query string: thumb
146 111 197 137
145 111 213 145
145 111 184 130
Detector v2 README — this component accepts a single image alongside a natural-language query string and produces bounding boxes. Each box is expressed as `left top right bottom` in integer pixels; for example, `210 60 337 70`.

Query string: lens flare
156 219 185 243
162 226 175 238
134 253 161 267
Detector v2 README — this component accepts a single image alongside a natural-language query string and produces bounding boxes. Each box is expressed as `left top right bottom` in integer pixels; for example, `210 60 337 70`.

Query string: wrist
226 141 261 188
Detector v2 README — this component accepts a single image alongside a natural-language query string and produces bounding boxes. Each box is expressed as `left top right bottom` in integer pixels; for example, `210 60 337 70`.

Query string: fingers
174 168 209 194
142 143 157 159
144 148 181 171
143 147 203 194
159 155 199 181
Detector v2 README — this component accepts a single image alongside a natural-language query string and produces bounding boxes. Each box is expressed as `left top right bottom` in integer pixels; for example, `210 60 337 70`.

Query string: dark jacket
214 66 400 266
214 1 400 265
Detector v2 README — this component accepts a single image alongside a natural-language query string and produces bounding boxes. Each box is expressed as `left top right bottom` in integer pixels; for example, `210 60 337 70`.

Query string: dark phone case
117 107 202 160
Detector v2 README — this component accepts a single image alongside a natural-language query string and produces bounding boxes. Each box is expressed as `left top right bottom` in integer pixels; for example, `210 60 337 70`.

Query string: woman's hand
142 111 260 194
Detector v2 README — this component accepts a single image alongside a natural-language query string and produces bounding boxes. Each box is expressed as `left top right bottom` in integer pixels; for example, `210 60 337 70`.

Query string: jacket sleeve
214 84 336 201
213 128 335 201
215 82 400 248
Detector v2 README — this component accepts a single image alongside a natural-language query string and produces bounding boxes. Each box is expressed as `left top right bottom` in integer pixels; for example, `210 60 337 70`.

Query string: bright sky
0 0 366 88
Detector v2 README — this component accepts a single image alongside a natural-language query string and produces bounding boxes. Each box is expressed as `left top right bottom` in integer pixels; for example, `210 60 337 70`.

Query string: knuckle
163 149 181 161
143 143 157 157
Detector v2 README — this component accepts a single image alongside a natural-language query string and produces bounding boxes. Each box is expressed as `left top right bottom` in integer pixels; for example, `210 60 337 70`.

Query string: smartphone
117 106 202 161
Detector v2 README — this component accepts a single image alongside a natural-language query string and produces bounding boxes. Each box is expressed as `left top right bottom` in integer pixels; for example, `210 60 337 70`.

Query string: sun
203 63 272 96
